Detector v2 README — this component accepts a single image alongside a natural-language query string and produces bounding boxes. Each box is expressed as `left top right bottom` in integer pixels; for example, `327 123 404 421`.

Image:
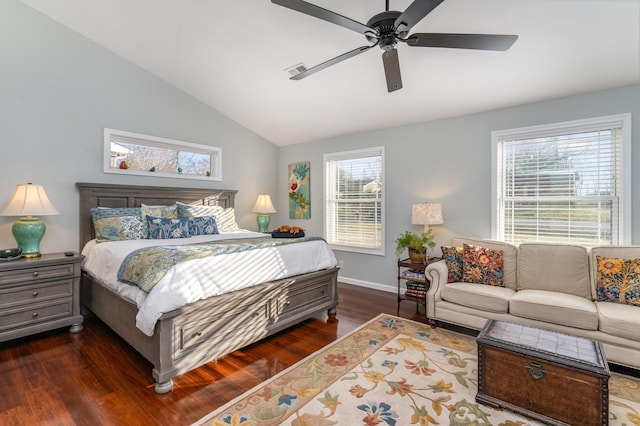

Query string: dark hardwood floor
0 283 427 426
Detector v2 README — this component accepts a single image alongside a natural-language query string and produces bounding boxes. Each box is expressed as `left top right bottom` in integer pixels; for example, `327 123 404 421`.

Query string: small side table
0 252 84 343
397 257 439 316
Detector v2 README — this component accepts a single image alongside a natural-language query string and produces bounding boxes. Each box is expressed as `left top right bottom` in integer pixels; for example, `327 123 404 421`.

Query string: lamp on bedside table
1 183 60 257
252 193 277 233
411 202 443 233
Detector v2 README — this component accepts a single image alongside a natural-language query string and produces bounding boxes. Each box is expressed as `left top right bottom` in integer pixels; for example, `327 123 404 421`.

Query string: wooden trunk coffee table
476 320 609 425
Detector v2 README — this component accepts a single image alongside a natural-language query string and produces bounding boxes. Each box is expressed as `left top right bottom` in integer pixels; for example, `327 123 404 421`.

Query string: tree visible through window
324 147 385 255
493 114 630 246
104 128 222 181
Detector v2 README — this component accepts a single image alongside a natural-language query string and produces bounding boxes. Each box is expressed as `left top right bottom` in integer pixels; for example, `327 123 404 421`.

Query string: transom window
324 147 385 255
104 128 222 181
492 114 631 246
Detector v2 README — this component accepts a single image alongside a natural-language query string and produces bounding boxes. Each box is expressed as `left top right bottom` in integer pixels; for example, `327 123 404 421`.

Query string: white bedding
81 230 337 336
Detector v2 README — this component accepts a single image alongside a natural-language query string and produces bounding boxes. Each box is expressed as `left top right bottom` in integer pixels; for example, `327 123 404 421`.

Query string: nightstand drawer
0 263 75 286
0 279 74 309
0 299 73 331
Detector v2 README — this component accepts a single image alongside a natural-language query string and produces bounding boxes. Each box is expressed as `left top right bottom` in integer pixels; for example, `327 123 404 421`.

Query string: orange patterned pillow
596 256 640 305
462 243 504 287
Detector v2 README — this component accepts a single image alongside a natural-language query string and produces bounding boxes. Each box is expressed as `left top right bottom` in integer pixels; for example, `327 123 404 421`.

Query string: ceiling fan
272 0 518 92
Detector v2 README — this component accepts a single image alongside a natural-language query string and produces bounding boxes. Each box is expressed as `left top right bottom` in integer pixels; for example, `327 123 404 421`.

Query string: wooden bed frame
76 182 339 393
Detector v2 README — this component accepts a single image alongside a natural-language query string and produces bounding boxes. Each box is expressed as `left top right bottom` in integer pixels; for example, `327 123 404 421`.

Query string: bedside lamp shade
411 202 443 233
1 183 59 257
252 194 277 233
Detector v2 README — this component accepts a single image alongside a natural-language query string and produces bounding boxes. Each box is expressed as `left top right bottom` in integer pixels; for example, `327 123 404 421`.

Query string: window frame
324 146 385 256
491 113 631 245
104 128 222 181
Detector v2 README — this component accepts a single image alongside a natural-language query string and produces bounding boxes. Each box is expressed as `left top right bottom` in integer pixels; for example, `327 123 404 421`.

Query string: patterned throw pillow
177 201 239 232
596 256 640 306
441 246 463 283
146 216 189 239
141 204 177 221
188 216 219 236
462 243 504 287
176 201 220 217
90 207 146 242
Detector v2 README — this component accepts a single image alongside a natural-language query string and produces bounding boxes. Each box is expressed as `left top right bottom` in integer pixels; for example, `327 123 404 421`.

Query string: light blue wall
280 84 640 292
0 0 279 253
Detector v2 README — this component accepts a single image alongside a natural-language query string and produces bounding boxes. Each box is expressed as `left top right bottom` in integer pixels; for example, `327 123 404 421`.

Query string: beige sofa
425 236 640 369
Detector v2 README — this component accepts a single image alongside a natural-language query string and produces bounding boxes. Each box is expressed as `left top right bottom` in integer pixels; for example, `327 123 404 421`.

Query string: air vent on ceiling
285 63 307 77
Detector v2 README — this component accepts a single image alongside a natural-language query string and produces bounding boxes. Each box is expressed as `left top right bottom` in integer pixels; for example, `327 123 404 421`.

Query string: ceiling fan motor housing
365 11 407 50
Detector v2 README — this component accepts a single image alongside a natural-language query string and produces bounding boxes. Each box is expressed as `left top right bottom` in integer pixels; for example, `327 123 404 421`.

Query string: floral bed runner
194 314 640 426
118 236 323 292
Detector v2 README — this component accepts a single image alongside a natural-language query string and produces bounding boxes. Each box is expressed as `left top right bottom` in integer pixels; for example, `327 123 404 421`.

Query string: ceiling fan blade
382 48 402 92
406 33 518 51
271 0 373 36
395 0 445 33
291 45 375 81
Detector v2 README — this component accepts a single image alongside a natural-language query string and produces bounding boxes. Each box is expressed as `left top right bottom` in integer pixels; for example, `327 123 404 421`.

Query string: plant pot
408 247 427 264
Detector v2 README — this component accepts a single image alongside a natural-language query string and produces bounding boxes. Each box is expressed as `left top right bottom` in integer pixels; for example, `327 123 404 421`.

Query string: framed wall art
288 161 310 219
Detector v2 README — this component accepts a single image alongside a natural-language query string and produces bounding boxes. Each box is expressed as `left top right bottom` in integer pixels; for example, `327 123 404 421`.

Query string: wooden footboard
82 267 338 393
76 182 339 393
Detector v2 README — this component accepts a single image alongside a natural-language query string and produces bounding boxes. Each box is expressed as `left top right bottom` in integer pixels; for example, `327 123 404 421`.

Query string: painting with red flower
289 161 310 219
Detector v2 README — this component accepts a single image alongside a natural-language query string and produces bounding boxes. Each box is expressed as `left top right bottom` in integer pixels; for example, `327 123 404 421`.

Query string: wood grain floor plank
0 283 424 425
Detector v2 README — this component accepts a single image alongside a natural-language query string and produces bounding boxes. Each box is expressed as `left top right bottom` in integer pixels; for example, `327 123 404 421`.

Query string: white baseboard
337 275 396 294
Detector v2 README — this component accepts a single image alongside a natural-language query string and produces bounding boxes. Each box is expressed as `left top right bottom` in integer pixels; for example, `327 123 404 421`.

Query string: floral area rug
194 314 640 426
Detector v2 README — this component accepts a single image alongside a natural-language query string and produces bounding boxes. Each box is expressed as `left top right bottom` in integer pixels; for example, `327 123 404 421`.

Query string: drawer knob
33 271 39 277
32 291 39 297
32 312 39 318
285 300 291 305
191 331 202 339
526 361 546 380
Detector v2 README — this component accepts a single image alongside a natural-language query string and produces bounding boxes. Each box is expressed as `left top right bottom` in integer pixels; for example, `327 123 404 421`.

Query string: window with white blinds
492 114 631 246
324 147 385 255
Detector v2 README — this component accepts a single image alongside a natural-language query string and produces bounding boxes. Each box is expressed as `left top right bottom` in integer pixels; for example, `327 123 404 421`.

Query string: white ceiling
20 0 640 146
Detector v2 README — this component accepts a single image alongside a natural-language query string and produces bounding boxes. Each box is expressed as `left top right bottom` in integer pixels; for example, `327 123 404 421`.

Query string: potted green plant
394 229 436 263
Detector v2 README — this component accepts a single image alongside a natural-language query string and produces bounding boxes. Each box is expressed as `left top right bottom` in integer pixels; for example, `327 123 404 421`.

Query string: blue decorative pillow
188 216 219 236
90 207 146 242
146 216 189 239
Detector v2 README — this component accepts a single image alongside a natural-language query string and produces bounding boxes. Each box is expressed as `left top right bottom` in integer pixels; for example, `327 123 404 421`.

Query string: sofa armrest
425 259 447 319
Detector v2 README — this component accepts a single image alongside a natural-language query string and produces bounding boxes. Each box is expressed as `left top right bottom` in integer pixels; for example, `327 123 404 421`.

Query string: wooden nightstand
397 257 439 316
0 252 84 342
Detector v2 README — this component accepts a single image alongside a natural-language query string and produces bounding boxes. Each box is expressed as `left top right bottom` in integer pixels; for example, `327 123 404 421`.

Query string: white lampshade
252 194 277 214
411 203 443 226
1 183 60 217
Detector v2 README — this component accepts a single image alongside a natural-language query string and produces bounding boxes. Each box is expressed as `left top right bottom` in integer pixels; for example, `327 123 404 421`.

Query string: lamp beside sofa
425 236 640 370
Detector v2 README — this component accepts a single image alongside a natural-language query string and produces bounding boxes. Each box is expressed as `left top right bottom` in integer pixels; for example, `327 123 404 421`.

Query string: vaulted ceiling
21 0 640 146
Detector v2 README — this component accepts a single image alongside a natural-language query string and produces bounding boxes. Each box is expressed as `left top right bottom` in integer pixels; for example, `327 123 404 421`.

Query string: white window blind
493 114 630 246
324 147 385 255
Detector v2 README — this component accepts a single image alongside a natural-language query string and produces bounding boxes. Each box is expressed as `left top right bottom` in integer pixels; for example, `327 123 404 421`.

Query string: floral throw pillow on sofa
596 256 640 306
441 246 463 283
462 243 504 287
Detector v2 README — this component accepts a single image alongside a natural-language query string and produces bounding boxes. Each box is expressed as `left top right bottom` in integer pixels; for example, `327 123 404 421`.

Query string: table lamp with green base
252 193 277 233
1 183 60 258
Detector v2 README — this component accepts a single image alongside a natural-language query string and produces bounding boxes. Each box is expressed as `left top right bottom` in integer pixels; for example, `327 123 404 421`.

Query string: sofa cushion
509 289 598 330
441 282 514 313
452 237 518 290
441 246 463 283
596 301 640 342
517 243 591 299
462 243 504 286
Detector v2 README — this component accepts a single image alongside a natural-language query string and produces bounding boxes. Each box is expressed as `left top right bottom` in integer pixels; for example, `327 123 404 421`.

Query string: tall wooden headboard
76 182 237 249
